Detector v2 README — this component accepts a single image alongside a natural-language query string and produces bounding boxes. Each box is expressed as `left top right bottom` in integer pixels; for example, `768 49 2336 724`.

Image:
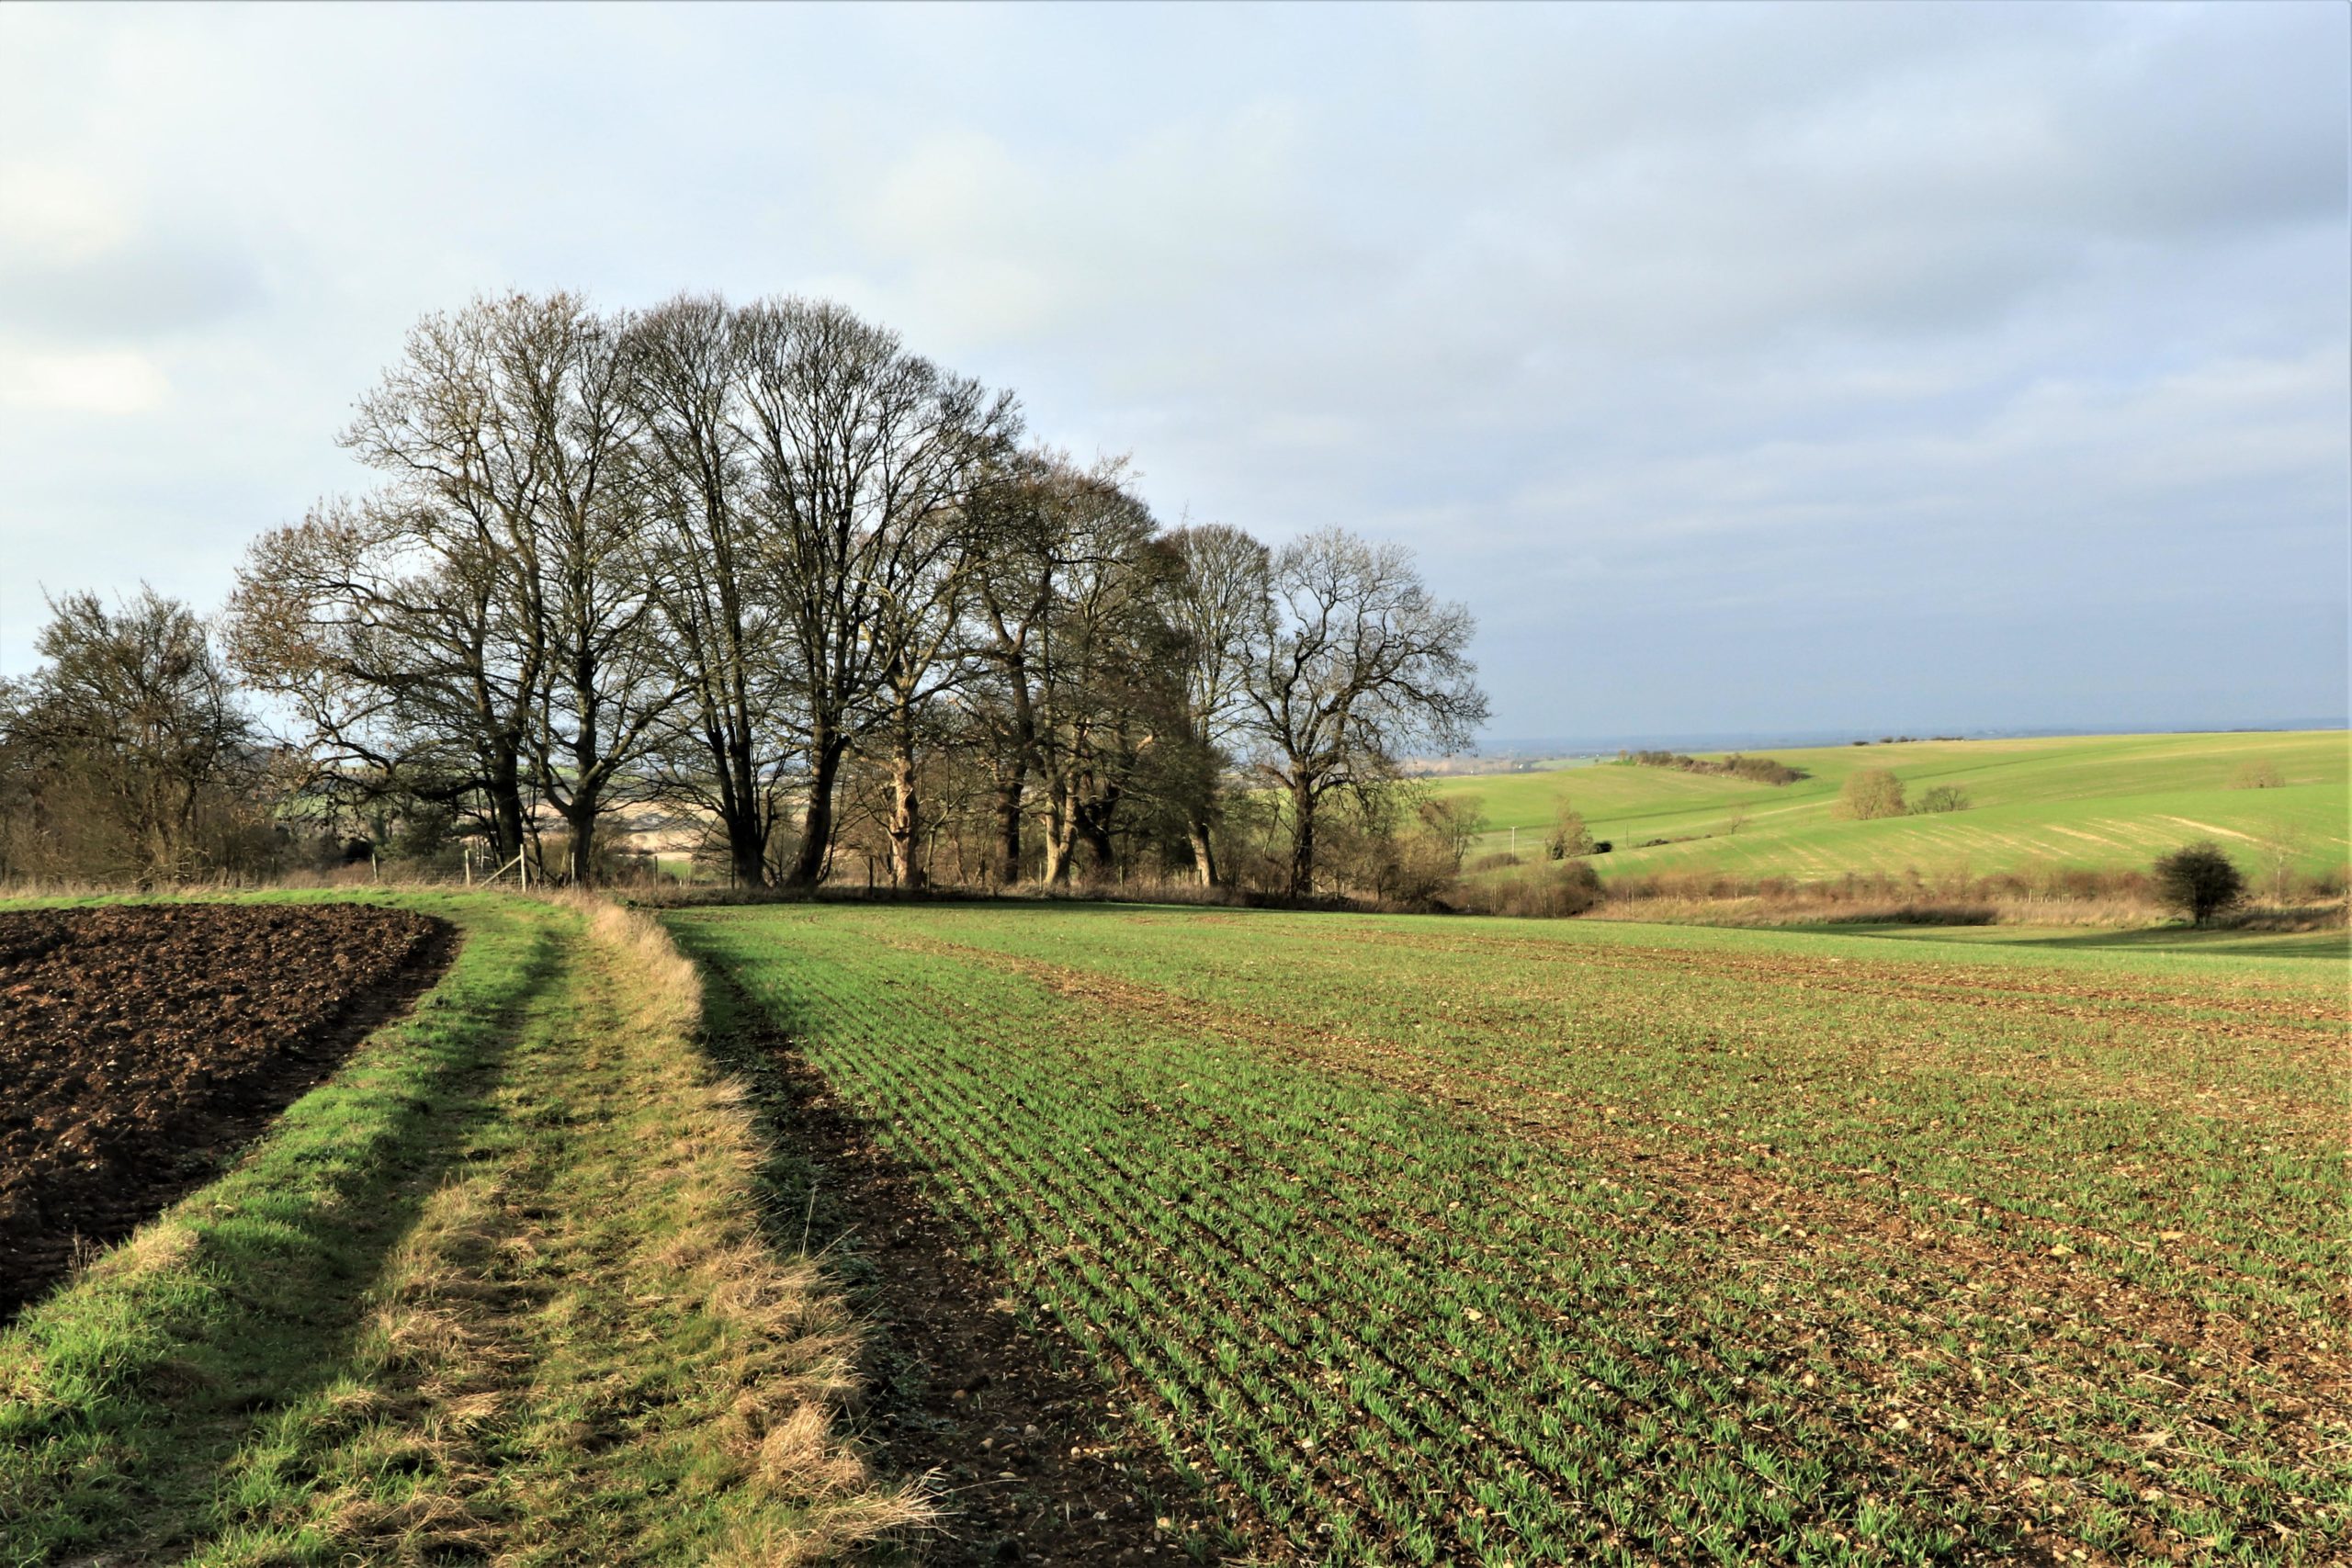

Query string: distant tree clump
0 588 269 887
1838 768 1907 820
1912 784 1970 814
2152 841 2245 926
1545 795 1595 859
29 288 1499 897
2230 760 2284 790
1623 750 1804 785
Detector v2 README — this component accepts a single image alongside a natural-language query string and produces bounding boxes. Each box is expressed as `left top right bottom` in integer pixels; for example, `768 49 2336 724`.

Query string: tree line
3 291 1486 896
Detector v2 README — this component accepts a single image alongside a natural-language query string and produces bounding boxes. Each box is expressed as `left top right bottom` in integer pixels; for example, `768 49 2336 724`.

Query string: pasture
1432 731 2348 885
671 899 2349 1566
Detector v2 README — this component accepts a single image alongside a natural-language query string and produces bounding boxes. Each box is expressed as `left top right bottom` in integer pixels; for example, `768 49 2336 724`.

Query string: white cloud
0 162 131 265
0 342 168 413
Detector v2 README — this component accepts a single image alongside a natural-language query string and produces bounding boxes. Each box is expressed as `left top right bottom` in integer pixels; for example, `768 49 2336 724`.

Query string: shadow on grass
671 920 1236 1567
0 897 569 1564
2015 925 2350 959
1813 920 2349 960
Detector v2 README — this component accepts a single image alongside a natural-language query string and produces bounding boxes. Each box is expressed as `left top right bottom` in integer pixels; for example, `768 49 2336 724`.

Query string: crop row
670 907 2349 1566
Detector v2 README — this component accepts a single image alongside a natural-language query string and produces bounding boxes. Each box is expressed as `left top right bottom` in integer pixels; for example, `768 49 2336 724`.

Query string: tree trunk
1286 780 1317 897
1074 791 1115 876
487 753 528 871
564 792 599 886
728 819 768 888
1186 813 1219 887
1042 773 1077 885
994 761 1024 886
723 735 769 887
787 732 846 888
888 732 924 890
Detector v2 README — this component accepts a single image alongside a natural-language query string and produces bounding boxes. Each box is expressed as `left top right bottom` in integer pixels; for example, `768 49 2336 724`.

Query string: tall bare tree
627 296 797 886
731 298 1019 887
966 453 1168 884
242 293 676 883
500 298 677 883
1160 523 1272 886
229 492 537 862
1240 529 1487 897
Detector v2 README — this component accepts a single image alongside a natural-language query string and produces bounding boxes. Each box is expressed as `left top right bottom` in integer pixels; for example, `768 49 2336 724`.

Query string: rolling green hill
1429 729 2348 884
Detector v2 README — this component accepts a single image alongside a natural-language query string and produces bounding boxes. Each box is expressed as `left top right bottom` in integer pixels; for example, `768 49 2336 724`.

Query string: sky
1 1 2346 745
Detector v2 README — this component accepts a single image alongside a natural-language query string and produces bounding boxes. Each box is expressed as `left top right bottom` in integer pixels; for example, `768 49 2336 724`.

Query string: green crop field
667 900 2351 1566
1426 731 2349 884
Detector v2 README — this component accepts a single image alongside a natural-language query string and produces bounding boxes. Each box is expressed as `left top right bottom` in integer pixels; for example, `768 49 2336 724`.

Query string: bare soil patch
0 901 452 1319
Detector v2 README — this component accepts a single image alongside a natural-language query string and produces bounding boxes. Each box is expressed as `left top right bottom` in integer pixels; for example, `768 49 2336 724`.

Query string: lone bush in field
1545 797 1595 860
2152 841 2245 926
1838 768 1907 820
1912 784 1970 814
2230 759 2284 789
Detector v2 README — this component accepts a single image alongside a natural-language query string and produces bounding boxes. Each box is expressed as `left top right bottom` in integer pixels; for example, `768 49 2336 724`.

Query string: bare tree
731 298 1020 887
1240 529 1487 897
1 588 257 886
241 293 677 884
1159 523 1271 886
229 492 537 863
967 454 1171 885
502 299 678 883
869 519 979 889
960 452 1066 885
627 296 797 886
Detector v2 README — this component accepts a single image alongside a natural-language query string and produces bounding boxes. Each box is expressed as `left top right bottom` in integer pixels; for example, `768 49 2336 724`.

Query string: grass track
0 891 910 1565
670 900 2350 1567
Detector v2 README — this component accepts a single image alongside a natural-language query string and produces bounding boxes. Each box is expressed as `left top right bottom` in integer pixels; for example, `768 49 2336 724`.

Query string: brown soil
706 976 1235 1566
0 901 453 1319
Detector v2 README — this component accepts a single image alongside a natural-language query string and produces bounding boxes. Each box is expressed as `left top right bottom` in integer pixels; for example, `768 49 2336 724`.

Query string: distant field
1429 731 2348 884
671 901 2349 1566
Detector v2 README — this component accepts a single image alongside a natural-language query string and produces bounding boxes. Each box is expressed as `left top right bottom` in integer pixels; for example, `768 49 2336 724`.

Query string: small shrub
1545 798 1594 860
1838 769 1907 820
2230 760 2284 790
1467 852 1521 873
2152 841 2246 926
1912 784 1970 814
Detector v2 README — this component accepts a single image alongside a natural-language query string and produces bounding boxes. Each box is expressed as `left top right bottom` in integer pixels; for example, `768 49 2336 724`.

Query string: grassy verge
0 890 914 1565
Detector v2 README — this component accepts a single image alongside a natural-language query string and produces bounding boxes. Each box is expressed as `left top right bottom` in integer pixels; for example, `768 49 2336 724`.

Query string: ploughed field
0 902 447 1316
669 902 2350 1567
